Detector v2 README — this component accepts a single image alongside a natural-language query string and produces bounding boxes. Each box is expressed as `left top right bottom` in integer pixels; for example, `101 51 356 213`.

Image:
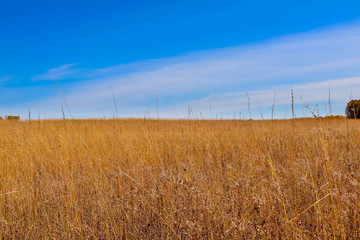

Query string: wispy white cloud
11 20 360 118
161 77 358 119
31 63 82 81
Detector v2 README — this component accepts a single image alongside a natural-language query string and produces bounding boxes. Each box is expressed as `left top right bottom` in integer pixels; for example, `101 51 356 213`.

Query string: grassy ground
0 118 359 239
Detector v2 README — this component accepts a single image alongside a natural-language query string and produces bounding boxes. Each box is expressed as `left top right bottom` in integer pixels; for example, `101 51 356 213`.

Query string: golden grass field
0 118 360 239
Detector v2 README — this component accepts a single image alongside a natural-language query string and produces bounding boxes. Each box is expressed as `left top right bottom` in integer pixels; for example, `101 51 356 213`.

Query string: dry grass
0 118 360 239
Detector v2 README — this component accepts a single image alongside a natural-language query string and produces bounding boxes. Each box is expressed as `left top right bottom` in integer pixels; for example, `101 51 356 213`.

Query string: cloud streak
31 63 82 81
167 77 358 119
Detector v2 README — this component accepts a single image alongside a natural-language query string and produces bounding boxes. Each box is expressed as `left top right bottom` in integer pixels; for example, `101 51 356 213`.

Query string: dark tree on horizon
345 100 360 119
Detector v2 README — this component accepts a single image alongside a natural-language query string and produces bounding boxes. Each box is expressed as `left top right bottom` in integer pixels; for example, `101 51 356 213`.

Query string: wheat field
0 118 359 239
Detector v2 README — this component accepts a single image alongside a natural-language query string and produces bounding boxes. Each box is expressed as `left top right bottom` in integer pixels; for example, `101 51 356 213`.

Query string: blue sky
1 0 360 119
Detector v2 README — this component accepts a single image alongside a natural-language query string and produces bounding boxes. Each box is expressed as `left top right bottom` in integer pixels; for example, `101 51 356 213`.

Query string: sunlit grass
0 118 359 238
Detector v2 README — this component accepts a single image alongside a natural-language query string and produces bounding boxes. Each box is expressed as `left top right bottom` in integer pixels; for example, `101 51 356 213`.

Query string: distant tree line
0 115 20 121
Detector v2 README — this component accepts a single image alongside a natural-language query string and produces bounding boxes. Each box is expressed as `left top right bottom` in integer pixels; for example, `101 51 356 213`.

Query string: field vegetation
0 118 360 239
